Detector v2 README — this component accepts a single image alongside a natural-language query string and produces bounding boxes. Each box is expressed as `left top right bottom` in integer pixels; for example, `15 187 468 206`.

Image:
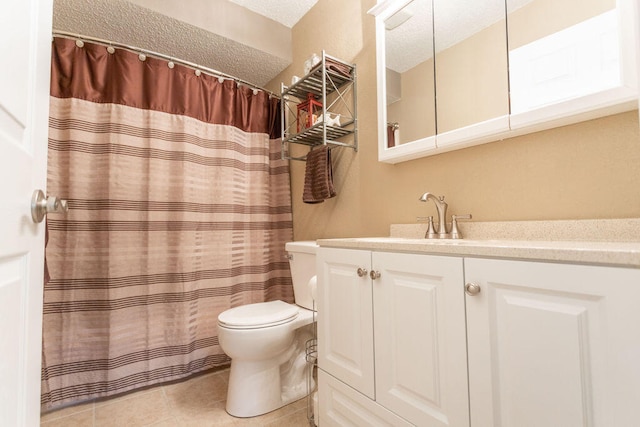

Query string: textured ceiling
52 0 314 87
54 0 533 86
385 0 433 73
229 0 318 27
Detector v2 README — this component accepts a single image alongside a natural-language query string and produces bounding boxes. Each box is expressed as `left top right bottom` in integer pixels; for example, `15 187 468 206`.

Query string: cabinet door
373 252 469 427
465 258 640 427
506 0 637 130
317 247 375 398
433 0 510 147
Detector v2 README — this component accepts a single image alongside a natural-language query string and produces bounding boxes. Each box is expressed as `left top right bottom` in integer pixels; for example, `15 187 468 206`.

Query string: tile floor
40 368 312 426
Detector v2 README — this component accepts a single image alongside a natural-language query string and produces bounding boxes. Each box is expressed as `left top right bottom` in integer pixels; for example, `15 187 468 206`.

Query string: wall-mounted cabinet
369 0 638 164
280 51 357 161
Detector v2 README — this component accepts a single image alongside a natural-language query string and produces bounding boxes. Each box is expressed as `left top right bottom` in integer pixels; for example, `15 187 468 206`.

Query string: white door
0 0 53 425
465 257 640 427
317 247 375 399
373 252 469 427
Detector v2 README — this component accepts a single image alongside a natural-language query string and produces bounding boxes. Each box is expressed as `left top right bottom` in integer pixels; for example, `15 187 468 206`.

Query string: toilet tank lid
285 241 318 254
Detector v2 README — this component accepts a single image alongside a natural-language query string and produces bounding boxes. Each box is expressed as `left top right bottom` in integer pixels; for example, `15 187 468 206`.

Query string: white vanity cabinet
464 257 640 427
317 248 469 426
317 245 640 426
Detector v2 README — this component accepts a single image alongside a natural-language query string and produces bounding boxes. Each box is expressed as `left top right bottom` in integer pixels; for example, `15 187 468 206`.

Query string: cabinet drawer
318 370 413 427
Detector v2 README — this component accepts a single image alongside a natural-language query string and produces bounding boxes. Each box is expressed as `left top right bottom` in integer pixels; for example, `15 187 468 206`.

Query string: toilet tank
285 241 318 311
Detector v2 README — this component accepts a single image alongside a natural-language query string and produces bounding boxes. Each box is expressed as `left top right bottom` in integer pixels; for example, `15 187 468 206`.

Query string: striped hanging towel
303 145 336 203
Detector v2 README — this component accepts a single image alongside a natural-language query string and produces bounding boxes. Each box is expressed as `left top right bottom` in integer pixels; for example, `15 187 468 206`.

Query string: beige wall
267 0 640 241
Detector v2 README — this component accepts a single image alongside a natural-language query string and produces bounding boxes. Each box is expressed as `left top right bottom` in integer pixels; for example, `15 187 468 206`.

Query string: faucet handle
450 214 472 239
425 216 437 239
453 214 472 220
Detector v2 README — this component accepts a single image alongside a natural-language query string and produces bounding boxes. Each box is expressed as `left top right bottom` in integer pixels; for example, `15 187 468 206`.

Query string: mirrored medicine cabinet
369 0 639 164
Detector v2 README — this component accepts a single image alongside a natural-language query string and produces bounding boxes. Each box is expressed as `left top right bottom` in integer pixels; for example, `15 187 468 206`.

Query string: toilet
217 241 318 418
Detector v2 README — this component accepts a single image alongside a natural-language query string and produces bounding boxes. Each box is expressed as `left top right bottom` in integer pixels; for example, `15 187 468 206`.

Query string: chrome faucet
419 192 449 238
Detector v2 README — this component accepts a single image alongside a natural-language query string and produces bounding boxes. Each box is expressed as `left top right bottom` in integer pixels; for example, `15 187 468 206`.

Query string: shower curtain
41 37 293 409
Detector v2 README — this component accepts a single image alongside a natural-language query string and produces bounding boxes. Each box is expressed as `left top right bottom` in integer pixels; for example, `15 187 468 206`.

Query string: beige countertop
316 219 640 268
316 237 640 268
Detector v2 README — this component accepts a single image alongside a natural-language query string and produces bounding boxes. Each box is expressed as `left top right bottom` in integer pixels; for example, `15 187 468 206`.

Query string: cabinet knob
369 270 381 280
465 282 481 296
357 267 368 277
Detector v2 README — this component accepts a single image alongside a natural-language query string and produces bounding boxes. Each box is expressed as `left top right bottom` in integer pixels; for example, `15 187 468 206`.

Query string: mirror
384 0 436 148
433 0 510 135
370 0 438 163
370 0 637 163
506 0 638 131
507 0 620 115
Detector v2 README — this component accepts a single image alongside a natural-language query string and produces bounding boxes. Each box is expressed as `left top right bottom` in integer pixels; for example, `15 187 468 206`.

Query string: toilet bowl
217 241 318 418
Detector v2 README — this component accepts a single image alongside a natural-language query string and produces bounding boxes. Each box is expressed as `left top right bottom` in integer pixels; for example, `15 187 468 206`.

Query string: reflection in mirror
433 0 509 133
507 0 618 114
384 0 435 147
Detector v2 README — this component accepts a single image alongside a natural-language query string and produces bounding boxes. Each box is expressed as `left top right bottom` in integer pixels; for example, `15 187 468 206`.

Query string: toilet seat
218 300 299 330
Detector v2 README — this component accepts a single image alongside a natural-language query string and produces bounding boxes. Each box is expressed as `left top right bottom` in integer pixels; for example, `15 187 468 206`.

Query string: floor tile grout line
41 368 315 427
158 383 174 426
40 403 95 425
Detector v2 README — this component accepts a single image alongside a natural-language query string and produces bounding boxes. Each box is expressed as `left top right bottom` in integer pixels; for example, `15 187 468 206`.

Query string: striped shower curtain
41 37 293 409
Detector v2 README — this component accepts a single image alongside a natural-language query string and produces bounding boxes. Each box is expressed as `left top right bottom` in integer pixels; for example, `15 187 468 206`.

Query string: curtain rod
52 31 280 99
